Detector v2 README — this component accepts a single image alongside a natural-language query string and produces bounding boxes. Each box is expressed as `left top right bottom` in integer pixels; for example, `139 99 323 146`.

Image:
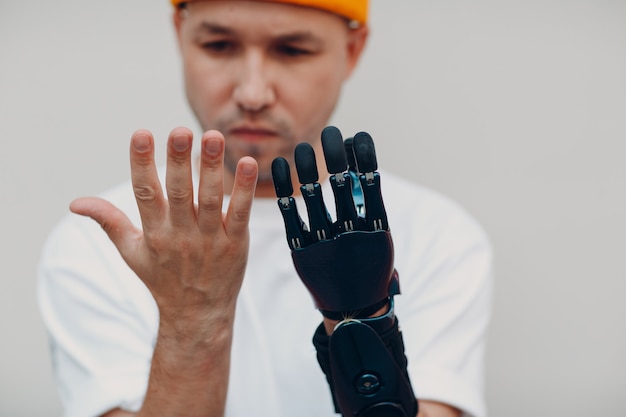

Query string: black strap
312 312 415 415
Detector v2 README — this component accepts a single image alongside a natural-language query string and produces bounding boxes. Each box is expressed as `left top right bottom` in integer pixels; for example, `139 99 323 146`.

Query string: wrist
322 299 391 335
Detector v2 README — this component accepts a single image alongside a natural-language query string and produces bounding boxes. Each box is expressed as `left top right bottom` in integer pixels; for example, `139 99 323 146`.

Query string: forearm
100 308 235 417
138 313 235 417
418 401 461 417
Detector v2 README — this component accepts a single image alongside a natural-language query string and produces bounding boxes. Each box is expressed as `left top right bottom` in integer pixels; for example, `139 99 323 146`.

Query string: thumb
70 197 141 257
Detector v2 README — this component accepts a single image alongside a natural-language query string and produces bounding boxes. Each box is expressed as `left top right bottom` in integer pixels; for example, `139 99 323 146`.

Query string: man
38 1 492 417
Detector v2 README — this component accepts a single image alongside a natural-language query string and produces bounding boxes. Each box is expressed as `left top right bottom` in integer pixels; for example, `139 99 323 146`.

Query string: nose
233 51 276 113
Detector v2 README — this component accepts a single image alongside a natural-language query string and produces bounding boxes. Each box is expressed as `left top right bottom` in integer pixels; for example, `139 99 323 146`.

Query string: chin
256 164 276 183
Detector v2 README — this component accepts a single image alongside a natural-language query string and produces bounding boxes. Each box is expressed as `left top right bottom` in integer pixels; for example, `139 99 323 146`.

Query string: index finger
130 130 167 231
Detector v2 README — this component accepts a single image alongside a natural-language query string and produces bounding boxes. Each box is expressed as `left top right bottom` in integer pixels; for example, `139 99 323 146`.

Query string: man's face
174 1 367 195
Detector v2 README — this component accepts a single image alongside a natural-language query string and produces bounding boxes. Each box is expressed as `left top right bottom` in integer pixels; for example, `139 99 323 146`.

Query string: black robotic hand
271 127 418 417
271 126 400 318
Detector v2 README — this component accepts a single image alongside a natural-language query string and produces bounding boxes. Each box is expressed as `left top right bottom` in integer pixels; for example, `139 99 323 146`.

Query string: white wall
1 0 624 415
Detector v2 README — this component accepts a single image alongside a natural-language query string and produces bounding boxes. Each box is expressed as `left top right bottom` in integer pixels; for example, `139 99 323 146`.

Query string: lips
229 125 278 142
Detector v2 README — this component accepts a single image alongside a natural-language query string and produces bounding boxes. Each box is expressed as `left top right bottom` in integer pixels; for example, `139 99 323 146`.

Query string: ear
172 8 185 50
344 24 369 79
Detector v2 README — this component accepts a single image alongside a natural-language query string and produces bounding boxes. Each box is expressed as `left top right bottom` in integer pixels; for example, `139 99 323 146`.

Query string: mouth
228 125 279 142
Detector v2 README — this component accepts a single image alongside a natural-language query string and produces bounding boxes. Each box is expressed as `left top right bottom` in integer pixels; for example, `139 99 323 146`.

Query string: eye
275 44 312 58
201 40 237 54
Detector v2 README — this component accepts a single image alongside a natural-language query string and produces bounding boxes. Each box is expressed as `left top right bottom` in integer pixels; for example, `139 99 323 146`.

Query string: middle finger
165 127 196 228
197 130 226 233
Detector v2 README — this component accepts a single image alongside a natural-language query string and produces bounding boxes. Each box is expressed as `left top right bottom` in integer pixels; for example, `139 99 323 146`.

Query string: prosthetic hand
271 126 418 417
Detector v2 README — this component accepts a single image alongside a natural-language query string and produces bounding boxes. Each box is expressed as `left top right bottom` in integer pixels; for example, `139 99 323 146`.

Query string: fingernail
172 134 190 152
133 134 151 152
241 160 256 176
204 137 222 156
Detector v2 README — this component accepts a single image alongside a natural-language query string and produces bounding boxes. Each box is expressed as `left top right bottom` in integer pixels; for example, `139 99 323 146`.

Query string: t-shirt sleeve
38 213 157 417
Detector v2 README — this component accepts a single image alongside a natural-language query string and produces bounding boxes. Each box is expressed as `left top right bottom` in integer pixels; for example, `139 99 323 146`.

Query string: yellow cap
170 0 368 24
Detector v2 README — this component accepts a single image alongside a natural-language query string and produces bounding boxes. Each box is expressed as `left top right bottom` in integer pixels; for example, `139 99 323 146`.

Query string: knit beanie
170 0 368 24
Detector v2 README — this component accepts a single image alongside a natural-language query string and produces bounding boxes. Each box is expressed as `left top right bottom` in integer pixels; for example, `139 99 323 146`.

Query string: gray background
1 0 625 415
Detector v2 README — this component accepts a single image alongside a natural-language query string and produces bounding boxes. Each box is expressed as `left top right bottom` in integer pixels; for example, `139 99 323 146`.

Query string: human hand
70 127 258 327
71 128 258 415
271 126 399 319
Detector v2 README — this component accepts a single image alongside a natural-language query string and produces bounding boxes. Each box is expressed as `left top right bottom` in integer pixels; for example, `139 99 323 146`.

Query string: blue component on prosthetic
349 170 365 216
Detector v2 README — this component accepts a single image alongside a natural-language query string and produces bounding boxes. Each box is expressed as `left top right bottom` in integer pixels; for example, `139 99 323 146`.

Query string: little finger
130 130 167 231
225 156 258 239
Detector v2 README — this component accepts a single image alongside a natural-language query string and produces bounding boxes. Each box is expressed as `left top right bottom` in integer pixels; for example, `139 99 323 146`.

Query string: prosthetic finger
321 126 360 233
353 132 389 231
271 157 309 250
343 137 366 216
295 143 333 242
343 137 358 174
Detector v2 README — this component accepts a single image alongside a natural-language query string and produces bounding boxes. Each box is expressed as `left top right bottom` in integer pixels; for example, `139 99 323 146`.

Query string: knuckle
133 184 159 202
133 153 154 167
169 152 189 165
146 232 188 258
201 153 222 169
230 206 250 223
199 194 222 212
143 231 163 254
143 228 161 244
167 188 193 204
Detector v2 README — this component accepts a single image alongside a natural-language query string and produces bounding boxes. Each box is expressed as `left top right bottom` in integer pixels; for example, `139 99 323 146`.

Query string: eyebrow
196 22 235 36
275 32 323 47
194 21 324 47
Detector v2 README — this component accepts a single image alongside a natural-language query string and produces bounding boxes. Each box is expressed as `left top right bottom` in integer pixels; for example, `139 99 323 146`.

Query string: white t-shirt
38 169 492 417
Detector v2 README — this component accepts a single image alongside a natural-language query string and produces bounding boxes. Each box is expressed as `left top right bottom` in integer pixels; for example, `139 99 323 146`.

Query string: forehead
182 1 348 39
